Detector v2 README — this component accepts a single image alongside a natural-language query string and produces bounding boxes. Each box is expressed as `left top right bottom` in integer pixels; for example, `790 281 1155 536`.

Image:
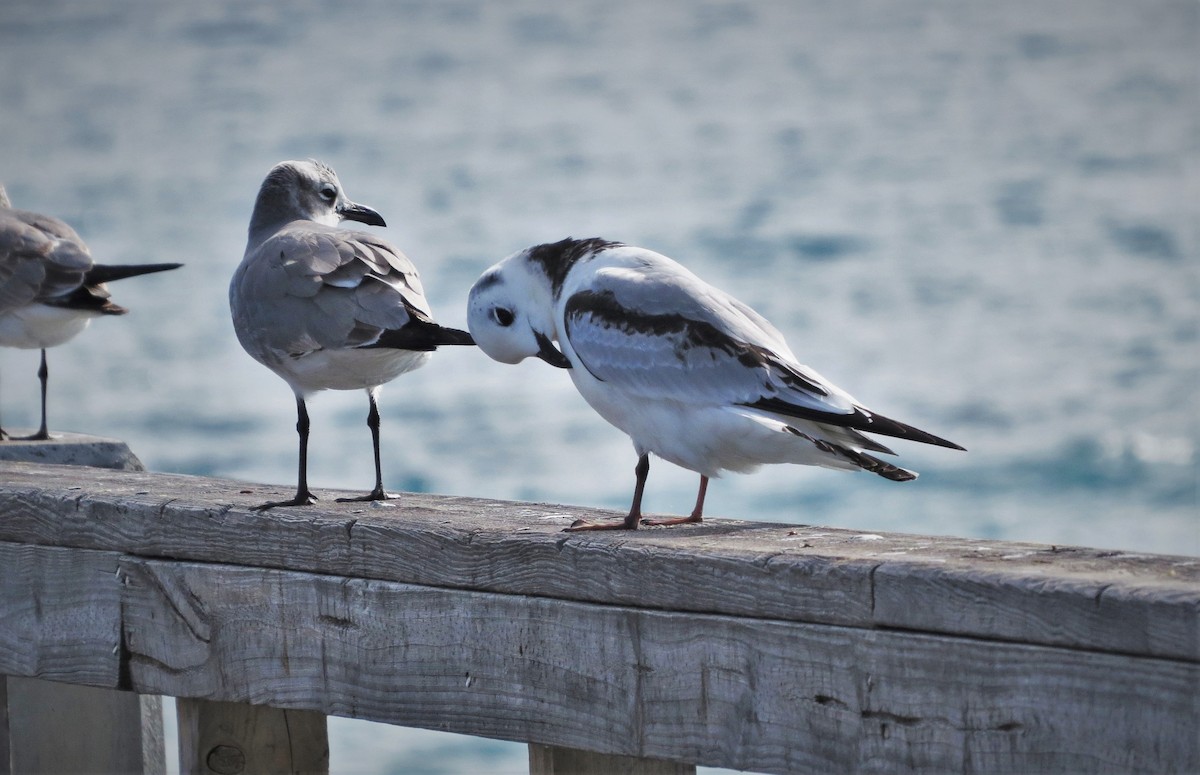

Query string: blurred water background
1 1 1196 773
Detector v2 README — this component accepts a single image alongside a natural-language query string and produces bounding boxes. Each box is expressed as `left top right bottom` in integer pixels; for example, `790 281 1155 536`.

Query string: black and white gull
468 237 964 531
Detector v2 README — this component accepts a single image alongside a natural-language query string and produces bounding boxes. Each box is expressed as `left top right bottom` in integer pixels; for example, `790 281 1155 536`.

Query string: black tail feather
433 326 475 346
368 321 475 352
852 450 918 481
787 426 920 481
747 396 965 451
85 262 183 285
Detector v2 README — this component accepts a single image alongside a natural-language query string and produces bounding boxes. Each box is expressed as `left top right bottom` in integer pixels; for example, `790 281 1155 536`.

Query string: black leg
0 365 7 439
296 396 312 496
254 396 318 511
337 391 393 503
11 350 51 441
32 349 49 440
565 453 649 532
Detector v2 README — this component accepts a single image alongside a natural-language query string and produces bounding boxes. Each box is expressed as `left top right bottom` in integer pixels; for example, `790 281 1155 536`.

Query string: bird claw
252 492 318 512
563 516 639 532
335 489 396 503
5 430 51 441
640 514 703 528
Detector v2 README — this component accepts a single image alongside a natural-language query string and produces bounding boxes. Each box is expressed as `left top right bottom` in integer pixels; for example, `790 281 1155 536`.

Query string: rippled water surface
2 1 1196 772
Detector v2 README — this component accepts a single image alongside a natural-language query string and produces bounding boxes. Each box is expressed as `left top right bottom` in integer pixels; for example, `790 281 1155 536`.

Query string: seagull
468 237 965 531
230 160 474 511
0 184 181 440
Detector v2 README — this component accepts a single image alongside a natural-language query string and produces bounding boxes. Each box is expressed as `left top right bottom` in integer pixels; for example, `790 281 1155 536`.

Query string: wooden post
3 678 163 775
0 678 8 775
176 698 328 775
0 433 157 775
529 744 695 774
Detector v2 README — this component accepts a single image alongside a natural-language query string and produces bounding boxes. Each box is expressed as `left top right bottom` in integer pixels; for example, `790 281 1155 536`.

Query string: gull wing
563 264 963 450
234 223 439 356
0 207 92 314
563 264 853 413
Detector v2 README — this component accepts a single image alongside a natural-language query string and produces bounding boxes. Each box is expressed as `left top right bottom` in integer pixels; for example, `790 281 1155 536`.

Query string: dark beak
339 200 387 228
535 331 572 369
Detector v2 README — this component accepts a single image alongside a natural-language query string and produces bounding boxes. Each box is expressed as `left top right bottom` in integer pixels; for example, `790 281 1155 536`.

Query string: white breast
272 347 432 396
0 305 95 349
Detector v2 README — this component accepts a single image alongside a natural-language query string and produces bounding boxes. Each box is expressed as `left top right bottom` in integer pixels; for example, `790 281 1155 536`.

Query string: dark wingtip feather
85 262 183 285
748 397 965 451
437 326 475 346
861 412 967 451
862 453 919 481
368 322 475 352
786 427 921 480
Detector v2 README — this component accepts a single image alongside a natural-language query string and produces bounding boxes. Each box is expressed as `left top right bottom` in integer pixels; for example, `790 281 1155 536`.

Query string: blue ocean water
1 2 1196 773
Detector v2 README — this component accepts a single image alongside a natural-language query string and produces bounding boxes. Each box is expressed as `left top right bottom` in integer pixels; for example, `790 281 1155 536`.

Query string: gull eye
318 184 337 202
491 307 515 327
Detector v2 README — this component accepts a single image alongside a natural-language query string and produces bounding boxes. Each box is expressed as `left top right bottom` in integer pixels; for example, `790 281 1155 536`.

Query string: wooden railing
0 442 1196 774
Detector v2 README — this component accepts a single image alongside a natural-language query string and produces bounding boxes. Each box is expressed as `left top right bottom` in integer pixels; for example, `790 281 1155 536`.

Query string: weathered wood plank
118 556 1199 775
0 432 144 471
529 744 695 774
0 678 9 775
0 542 164 774
0 462 1195 663
143 691 167 775
0 443 160 775
0 541 122 686
4 678 162 774
176 698 328 775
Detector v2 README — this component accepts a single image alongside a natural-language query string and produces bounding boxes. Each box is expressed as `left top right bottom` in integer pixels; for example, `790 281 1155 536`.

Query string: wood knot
206 744 246 774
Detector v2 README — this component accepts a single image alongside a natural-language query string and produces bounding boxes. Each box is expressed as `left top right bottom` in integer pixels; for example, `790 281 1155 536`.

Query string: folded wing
0 208 92 313
564 267 963 451
239 225 445 356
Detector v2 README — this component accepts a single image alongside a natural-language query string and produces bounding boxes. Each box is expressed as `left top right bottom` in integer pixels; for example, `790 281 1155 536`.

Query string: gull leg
12 350 51 441
565 454 648 532
337 389 394 503
254 396 318 511
32 349 49 439
642 475 707 527
338 391 393 506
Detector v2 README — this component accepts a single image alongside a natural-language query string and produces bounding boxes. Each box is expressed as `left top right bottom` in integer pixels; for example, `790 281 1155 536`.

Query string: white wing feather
561 263 857 417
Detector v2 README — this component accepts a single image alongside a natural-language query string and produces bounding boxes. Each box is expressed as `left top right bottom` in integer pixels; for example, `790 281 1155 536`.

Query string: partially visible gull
468 237 965 531
230 160 473 511
0 184 181 440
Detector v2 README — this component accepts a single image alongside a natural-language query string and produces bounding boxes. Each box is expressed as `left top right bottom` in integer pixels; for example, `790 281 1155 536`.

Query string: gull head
249 159 385 237
468 252 571 369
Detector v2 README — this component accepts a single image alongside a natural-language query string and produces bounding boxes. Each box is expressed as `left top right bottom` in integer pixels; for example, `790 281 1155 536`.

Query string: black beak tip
534 332 572 369
538 351 572 369
340 202 387 228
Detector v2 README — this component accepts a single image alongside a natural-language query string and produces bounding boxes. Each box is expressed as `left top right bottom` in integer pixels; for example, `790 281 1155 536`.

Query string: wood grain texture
0 541 121 686
0 542 163 774
0 461 1195 662
0 677 9 775
4 678 162 775
0 440 155 775
118 557 1199 775
176 698 328 775
529 744 696 774
0 432 144 471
